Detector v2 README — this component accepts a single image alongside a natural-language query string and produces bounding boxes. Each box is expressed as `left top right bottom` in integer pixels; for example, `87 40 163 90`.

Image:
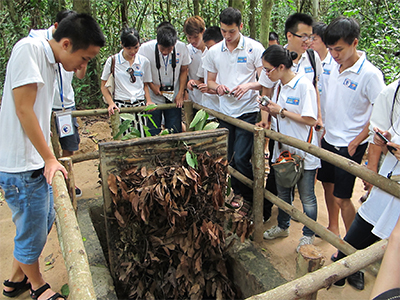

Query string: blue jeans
148 107 182 136
277 169 317 236
219 112 257 203
0 170 55 264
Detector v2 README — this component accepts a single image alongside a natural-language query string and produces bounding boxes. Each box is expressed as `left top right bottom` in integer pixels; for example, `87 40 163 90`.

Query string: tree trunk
193 0 200 16
312 0 318 19
231 0 244 15
73 0 91 13
5 0 24 38
120 0 128 27
260 0 274 48
248 0 257 39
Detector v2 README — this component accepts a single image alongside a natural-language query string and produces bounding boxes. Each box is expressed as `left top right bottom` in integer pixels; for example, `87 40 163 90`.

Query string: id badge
55 110 74 138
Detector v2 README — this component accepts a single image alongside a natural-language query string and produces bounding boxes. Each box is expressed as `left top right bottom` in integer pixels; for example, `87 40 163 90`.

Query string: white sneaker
263 225 289 240
296 235 315 252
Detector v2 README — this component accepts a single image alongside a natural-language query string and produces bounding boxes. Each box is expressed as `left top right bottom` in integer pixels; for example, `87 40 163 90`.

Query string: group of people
1 5 400 299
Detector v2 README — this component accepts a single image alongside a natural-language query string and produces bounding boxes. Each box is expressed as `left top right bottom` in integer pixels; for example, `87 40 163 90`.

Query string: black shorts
53 107 80 152
317 138 368 199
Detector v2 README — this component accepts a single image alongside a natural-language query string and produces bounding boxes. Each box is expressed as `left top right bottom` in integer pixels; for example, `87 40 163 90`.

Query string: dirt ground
0 116 375 299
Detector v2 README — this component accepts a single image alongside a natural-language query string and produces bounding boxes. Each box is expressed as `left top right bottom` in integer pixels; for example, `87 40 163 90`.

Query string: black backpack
306 48 317 87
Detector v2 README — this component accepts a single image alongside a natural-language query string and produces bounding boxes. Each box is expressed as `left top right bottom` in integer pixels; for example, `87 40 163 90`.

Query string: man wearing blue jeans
0 14 104 299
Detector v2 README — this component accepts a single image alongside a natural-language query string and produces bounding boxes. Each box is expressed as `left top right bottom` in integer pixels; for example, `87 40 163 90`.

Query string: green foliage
113 108 157 140
61 283 70 297
189 109 219 131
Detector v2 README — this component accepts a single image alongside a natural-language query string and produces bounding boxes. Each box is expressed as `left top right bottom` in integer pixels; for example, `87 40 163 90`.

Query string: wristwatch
279 108 287 118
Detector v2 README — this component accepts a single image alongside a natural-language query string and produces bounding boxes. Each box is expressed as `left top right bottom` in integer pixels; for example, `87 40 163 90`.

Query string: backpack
306 48 317 88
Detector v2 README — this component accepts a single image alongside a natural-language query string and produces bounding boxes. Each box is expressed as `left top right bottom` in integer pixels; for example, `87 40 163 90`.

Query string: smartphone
260 96 271 106
376 131 397 153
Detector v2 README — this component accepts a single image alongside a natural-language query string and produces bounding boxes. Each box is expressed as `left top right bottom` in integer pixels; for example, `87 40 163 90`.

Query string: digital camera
160 85 174 92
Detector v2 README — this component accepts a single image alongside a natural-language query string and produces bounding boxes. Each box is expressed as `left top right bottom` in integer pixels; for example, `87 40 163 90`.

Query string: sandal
3 275 31 298
238 200 252 217
30 283 65 300
229 194 244 209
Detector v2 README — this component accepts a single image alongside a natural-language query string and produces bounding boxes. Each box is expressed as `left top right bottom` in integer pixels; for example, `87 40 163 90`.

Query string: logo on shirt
135 65 140 71
170 59 180 64
237 57 247 63
343 78 358 90
304 66 314 73
134 71 143 77
248 48 253 54
286 97 300 105
323 68 331 75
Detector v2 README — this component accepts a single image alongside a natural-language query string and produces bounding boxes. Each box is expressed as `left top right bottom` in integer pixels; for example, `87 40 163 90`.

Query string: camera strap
155 43 176 88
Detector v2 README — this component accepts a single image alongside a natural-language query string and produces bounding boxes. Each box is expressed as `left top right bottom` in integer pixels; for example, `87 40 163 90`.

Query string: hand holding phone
376 131 397 154
260 96 271 106
191 83 198 89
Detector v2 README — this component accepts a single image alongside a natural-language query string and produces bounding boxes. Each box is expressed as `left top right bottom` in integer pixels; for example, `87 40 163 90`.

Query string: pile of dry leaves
107 151 251 299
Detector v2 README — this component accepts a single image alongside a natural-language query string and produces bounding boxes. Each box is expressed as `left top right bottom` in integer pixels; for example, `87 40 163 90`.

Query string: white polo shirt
318 51 337 123
272 74 320 170
0 37 56 172
195 48 220 113
358 131 400 239
259 49 323 89
101 50 152 103
187 44 204 105
368 80 400 142
324 51 385 147
202 34 265 118
138 39 191 104
28 26 75 109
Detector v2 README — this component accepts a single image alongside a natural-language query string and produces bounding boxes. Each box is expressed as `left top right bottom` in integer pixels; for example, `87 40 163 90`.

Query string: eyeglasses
290 32 311 42
126 67 136 83
262 66 276 74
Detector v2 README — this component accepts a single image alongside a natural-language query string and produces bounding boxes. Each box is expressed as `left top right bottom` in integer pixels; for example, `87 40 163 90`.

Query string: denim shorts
0 170 55 264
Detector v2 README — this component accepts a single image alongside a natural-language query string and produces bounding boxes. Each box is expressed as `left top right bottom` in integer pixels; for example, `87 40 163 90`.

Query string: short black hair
55 10 76 23
156 22 177 47
120 27 140 47
220 7 242 26
203 26 223 44
269 32 279 43
53 13 105 51
324 17 360 46
285 13 314 36
261 44 298 69
312 22 327 38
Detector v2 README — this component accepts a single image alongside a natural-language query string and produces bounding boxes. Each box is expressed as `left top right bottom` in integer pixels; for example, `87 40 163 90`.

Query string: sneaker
333 277 346 288
296 235 315 252
263 225 289 240
347 271 364 290
75 187 82 198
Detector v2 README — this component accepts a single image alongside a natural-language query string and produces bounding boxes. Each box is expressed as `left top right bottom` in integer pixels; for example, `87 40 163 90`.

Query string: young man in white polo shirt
202 7 265 213
317 17 385 241
0 14 104 299
138 22 191 135
184 16 206 107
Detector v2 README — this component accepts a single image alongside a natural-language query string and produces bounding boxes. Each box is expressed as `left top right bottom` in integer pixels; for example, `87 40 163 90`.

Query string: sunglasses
126 67 136 83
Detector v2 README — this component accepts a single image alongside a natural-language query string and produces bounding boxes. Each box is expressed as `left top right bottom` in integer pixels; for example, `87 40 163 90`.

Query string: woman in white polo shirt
260 45 320 252
101 27 153 137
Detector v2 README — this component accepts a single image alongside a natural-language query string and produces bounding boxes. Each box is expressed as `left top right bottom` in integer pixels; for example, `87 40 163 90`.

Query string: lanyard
161 54 169 75
56 64 64 111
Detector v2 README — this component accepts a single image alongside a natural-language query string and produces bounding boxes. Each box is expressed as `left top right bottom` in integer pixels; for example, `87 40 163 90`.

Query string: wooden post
59 157 77 213
52 170 96 300
110 110 121 140
252 127 265 242
246 239 387 300
296 245 324 300
184 100 194 132
51 112 62 159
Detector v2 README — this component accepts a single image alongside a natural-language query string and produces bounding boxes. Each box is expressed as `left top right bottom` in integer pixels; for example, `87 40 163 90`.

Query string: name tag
304 66 314 73
169 59 180 64
237 57 247 63
134 71 143 77
323 68 331 75
343 78 358 90
286 97 300 105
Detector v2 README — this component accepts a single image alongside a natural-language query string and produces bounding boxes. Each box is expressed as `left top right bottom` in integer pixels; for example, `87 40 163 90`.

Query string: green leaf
114 120 132 139
82 237 87 242
160 129 169 136
203 121 219 131
120 113 135 121
186 151 198 169
144 104 157 111
189 109 207 128
61 284 70 297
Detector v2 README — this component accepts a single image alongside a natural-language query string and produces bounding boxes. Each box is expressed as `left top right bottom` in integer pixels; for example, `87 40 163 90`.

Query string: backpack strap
306 127 313 143
110 55 115 77
306 48 317 87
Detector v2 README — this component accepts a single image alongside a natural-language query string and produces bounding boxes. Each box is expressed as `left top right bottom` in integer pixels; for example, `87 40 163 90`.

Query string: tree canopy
0 0 399 108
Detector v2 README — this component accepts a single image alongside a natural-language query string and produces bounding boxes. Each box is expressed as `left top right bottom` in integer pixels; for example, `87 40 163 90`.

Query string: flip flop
229 194 243 209
3 275 31 298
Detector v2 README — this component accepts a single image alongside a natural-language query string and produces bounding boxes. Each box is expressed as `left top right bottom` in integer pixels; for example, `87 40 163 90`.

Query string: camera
160 85 174 92
260 95 271 106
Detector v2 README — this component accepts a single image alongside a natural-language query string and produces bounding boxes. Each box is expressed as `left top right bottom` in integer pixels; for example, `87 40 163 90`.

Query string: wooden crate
99 129 228 276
